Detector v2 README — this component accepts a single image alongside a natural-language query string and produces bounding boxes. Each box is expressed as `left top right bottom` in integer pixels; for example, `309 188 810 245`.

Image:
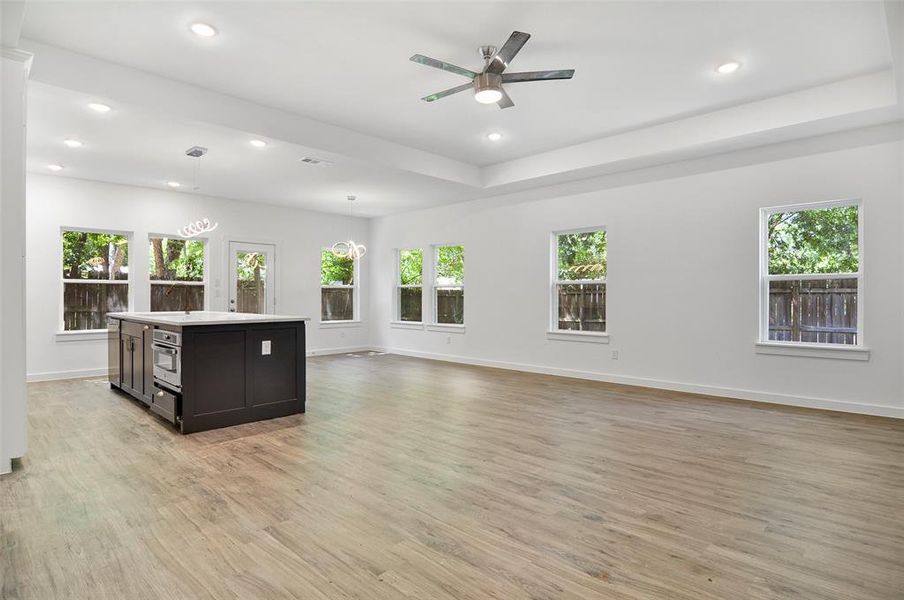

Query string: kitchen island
108 311 308 433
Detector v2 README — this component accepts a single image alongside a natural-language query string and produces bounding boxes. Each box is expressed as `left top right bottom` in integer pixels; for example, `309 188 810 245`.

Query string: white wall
370 139 904 418
1 48 32 473
27 174 370 380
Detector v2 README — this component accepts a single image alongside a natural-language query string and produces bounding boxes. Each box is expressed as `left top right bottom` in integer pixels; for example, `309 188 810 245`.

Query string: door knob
157 391 164 397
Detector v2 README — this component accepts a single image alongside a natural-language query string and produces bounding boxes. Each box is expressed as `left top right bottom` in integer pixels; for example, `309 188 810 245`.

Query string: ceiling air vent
299 156 333 167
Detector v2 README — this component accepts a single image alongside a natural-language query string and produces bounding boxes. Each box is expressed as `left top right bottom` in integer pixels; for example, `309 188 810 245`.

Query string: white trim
319 320 362 329
227 240 279 313
546 330 610 344
430 244 465 326
395 248 425 322
764 273 858 282
306 345 376 357
426 323 466 333
754 341 870 361
27 367 108 382
55 330 108 342
390 321 424 330
758 199 863 348
60 227 133 331
372 347 903 419
551 228 608 334
320 247 359 321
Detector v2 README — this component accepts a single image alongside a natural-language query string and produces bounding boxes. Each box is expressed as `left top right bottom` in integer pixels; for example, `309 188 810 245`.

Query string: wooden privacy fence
769 279 857 345
399 288 423 322
436 288 464 324
558 283 606 332
321 287 354 321
63 282 128 330
150 284 204 313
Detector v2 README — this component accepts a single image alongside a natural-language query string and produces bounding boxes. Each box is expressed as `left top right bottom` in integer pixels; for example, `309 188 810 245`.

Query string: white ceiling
15 1 903 216
21 1 892 165
26 83 476 217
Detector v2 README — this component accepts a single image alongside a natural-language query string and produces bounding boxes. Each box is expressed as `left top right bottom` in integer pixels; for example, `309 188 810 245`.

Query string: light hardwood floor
2 353 903 599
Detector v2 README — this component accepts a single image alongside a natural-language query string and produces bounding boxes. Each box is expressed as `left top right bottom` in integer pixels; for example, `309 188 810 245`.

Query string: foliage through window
433 245 464 325
149 237 205 312
554 230 606 332
62 230 129 330
235 251 269 313
397 249 423 322
321 250 356 321
763 202 860 345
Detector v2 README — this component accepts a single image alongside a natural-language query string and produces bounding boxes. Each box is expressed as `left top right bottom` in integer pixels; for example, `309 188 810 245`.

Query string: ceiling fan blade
410 54 477 79
421 82 473 103
486 31 531 74
496 87 514 109
502 69 575 83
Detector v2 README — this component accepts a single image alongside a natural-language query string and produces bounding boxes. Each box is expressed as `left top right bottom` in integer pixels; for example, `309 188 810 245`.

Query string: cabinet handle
157 391 164 397
144 325 150 331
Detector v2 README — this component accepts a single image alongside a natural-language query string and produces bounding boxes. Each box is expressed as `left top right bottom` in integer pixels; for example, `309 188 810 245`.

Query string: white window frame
548 227 609 342
428 243 465 331
58 226 133 336
757 198 866 358
147 234 209 312
320 247 360 325
393 248 424 327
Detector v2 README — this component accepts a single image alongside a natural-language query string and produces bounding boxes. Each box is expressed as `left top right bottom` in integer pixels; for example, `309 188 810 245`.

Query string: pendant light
331 195 367 260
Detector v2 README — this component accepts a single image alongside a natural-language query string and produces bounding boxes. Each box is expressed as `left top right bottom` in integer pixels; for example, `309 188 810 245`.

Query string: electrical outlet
340 331 346 339
446 336 452 344
261 340 271 355
611 350 619 360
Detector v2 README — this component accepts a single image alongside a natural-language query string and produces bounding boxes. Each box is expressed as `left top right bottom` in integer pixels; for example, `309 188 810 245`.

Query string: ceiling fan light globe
474 89 503 104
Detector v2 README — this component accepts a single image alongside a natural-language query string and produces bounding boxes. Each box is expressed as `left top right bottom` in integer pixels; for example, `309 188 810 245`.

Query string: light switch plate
262 340 271 355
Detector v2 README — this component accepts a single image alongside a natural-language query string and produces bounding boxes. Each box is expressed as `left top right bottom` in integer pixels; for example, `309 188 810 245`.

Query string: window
149 236 205 312
761 201 861 346
321 250 357 321
62 229 129 330
396 249 423 322
553 229 607 332
434 245 464 325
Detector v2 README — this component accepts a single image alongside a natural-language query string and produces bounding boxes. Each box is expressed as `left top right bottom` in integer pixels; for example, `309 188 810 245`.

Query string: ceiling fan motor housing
473 72 502 95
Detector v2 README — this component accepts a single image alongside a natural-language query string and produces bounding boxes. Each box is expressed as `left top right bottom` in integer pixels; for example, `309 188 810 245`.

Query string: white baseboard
27 347 378 382
27 367 108 382
27 347 902 419
307 345 375 357
373 346 904 419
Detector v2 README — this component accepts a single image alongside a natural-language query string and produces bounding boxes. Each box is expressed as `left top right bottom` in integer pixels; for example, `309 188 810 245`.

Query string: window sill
547 330 610 344
390 321 424 330
55 330 108 342
319 320 362 329
755 341 870 361
426 323 466 334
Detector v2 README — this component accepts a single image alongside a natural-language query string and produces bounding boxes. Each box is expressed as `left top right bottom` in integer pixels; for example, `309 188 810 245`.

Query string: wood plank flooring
2 352 903 599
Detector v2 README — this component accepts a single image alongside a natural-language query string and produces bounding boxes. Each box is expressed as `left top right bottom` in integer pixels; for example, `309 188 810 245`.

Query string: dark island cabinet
118 320 153 406
110 315 307 434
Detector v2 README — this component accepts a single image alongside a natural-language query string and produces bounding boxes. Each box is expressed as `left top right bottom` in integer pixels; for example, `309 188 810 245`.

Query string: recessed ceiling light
249 139 267 148
715 61 741 75
487 132 503 142
87 102 111 113
47 164 64 172
63 138 83 148
190 22 217 38
166 181 181 188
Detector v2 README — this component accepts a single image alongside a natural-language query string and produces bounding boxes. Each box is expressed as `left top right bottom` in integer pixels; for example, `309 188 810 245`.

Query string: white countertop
108 311 310 326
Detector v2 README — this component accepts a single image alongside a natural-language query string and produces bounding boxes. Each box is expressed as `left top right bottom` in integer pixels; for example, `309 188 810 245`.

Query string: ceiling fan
410 31 575 109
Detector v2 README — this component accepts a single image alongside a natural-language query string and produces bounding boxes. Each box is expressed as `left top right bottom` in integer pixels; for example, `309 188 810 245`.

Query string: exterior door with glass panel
228 242 276 314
